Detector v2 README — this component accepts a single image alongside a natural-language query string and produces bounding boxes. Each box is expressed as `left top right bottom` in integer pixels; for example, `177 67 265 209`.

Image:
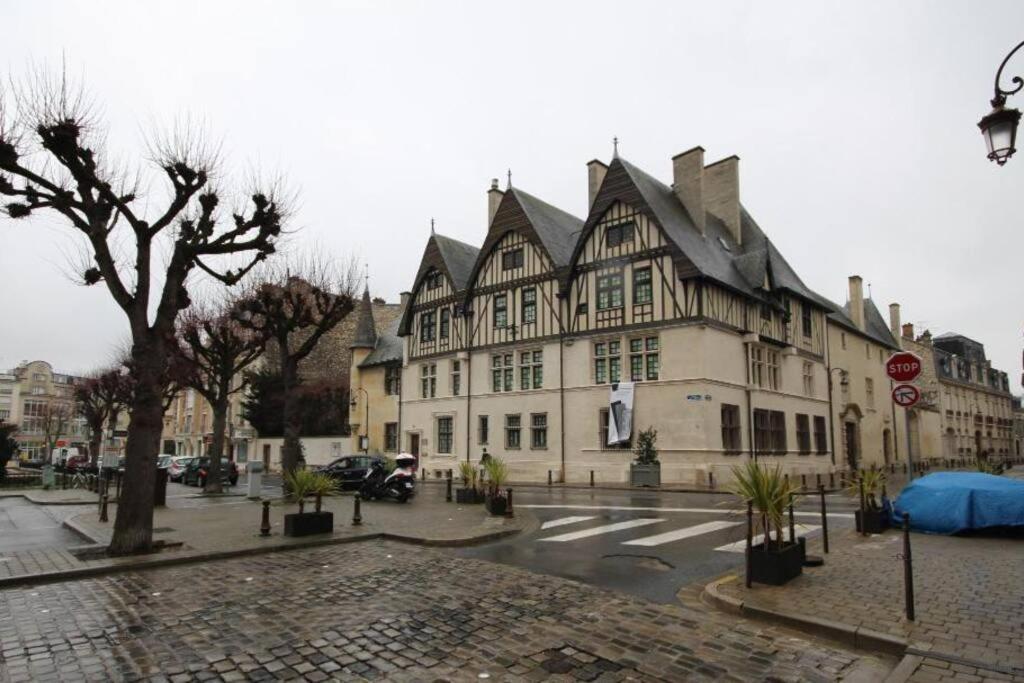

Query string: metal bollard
745 501 753 588
819 484 829 554
903 513 915 621
590 470 594 487
506 487 514 517
829 472 834 489
708 471 714 490
99 494 109 523
788 495 796 544
547 470 552 486
801 473 807 491
260 500 271 536
446 474 452 503
352 493 362 526
858 478 867 536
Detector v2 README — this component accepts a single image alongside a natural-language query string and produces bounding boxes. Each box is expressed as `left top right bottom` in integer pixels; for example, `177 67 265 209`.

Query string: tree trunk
204 395 229 494
280 359 302 475
88 419 103 468
108 338 163 556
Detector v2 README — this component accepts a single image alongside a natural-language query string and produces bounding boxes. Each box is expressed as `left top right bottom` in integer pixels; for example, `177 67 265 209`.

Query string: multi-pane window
437 417 453 454
491 354 514 392
596 272 624 310
426 271 443 289
384 423 398 452
721 404 742 453
451 360 461 396
501 248 524 271
769 411 787 453
505 414 521 449
802 362 814 396
493 294 508 328
801 303 813 337
605 221 635 247
813 416 828 454
865 378 875 408
519 350 543 390
628 337 659 381
440 308 450 339
632 267 653 305
531 413 547 449
384 366 401 395
594 341 621 384
420 311 435 342
796 414 811 454
420 364 436 398
749 345 781 390
478 415 489 444
598 408 631 449
521 287 536 324
754 409 786 455
865 343 871 359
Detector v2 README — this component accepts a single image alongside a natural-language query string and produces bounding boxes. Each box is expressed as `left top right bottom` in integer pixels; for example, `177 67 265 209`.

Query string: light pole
978 40 1023 165
350 388 369 454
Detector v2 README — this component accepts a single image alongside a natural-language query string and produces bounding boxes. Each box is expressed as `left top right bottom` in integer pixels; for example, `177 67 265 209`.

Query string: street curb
883 654 923 683
0 492 102 506
702 575 908 657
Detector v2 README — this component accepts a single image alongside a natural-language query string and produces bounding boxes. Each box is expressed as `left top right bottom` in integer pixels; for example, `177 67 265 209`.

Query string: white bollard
247 461 264 499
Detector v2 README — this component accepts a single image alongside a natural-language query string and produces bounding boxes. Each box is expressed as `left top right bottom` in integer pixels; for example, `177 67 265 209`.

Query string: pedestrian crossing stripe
540 515 597 530
539 518 664 542
714 525 821 553
621 520 740 547
521 504 854 519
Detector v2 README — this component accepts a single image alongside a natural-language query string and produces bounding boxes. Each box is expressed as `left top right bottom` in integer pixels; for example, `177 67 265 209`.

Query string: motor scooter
360 453 416 503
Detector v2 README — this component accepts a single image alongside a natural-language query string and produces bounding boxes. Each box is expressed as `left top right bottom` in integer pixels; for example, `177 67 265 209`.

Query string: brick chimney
487 178 503 227
671 147 706 236
587 159 608 208
399 291 411 310
704 156 741 245
888 303 901 338
848 275 864 331
902 322 915 340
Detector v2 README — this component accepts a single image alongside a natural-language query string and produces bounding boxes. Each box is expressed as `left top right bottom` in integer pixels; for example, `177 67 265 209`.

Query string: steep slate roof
432 234 480 291
507 187 585 267
360 310 404 367
821 297 899 349
350 288 377 349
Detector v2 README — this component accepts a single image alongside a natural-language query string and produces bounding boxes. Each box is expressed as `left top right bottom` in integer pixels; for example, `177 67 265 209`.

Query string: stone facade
0 360 89 462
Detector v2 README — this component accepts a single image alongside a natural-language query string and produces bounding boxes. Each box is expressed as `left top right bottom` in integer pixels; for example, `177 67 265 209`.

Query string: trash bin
154 467 168 507
247 461 264 499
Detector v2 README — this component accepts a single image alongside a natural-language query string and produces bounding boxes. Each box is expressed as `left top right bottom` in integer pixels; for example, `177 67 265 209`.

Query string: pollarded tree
233 260 357 474
175 300 268 493
74 368 132 467
0 73 286 554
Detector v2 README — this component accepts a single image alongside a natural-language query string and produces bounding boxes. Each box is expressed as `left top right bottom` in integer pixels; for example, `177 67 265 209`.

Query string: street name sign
885 352 923 382
892 383 921 408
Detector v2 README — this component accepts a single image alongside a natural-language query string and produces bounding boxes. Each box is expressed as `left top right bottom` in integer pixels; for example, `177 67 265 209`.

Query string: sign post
886 352 923 480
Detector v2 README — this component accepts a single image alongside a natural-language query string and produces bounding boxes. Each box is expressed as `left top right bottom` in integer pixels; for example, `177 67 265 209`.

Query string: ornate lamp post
978 41 1023 165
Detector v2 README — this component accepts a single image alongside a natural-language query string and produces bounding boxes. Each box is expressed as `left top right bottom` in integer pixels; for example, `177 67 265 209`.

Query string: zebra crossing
532 512 822 552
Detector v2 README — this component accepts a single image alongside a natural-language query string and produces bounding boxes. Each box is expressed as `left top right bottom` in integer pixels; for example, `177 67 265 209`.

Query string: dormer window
501 248 524 271
426 272 443 290
606 221 635 248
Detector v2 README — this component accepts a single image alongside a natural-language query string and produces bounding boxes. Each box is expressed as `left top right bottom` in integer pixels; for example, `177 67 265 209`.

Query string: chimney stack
902 322 915 340
671 147 706 236
487 178 504 227
399 291 411 310
587 160 608 208
847 275 865 331
888 303 901 342
704 156 741 245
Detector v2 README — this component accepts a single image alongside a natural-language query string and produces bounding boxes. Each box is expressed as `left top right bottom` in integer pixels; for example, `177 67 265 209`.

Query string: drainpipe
559 327 567 482
744 339 755 462
465 352 472 464
825 323 837 467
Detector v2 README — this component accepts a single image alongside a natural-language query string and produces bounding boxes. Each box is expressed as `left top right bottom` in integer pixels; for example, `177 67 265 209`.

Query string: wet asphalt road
453 486 859 604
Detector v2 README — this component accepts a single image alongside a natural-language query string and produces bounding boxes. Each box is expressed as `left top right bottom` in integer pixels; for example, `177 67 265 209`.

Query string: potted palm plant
483 456 510 516
283 469 337 537
849 469 888 534
730 461 803 585
455 460 485 504
630 427 660 487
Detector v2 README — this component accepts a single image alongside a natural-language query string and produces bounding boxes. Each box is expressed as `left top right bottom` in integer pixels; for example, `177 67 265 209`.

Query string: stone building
1012 395 1023 459
0 360 89 462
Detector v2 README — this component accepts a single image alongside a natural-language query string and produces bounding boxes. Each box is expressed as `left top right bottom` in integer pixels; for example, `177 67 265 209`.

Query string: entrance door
845 422 859 470
262 444 271 470
409 433 420 457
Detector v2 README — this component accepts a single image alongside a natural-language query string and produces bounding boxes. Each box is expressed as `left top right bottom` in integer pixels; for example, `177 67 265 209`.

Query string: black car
183 458 239 487
316 455 382 490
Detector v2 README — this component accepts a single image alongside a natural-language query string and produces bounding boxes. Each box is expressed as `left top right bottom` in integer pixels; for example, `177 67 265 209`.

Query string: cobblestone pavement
718 529 1024 682
0 540 893 682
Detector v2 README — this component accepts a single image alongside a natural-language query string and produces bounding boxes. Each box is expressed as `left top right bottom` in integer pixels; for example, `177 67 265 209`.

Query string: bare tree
175 299 267 492
40 400 71 458
0 71 286 554
233 258 358 474
74 369 132 467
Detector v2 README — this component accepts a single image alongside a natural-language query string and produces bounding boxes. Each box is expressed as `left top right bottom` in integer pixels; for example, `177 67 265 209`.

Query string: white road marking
622 520 740 547
540 515 597 530
520 504 854 519
539 518 664 542
714 525 820 553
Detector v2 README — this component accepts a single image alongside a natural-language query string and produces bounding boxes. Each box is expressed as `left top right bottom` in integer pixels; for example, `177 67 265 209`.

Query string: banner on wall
607 382 635 446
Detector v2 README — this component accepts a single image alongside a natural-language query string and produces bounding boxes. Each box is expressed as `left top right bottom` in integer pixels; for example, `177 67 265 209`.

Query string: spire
612 136 619 158
350 287 377 349
430 217 435 234
506 168 512 189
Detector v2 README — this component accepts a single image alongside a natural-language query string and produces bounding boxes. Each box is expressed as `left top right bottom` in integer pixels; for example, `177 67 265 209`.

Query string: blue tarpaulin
891 472 1024 534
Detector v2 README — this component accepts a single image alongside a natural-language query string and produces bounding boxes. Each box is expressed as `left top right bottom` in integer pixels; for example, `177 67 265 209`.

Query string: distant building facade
0 360 88 461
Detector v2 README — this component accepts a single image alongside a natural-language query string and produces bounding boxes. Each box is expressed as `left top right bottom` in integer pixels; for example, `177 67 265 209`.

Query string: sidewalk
705 529 1024 682
0 490 531 587
0 488 103 505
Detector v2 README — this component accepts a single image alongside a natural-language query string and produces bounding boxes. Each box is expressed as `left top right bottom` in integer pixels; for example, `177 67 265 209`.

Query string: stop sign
886 351 923 382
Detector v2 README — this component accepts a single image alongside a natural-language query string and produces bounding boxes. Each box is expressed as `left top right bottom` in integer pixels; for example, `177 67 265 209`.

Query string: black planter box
748 541 803 585
855 508 888 534
284 511 334 537
485 495 508 516
455 488 485 504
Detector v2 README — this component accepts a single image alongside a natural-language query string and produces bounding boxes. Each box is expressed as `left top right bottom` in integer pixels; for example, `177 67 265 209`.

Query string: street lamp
978 40 1023 166
350 388 369 453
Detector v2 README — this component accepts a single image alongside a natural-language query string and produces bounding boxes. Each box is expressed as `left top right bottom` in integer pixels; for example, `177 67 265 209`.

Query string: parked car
315 455 383 490
64 453 97 473
183 458 239 487
168 456 196 482
157 455 174 469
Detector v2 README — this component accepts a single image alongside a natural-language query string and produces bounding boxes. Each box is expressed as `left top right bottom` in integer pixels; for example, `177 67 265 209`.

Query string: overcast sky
1 1 1022 385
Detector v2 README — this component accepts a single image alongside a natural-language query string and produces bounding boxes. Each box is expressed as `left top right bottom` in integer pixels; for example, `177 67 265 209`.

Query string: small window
802 362 814 397
420 311 436 343
505 414 521 449
420 363 437 399
437 417 453 454
769 410 787 454
633 267 653 305
521 287 537 324
605 221 635 248
628 336 659 381
796 414 811 454
531 413 548 449
440 308 450 339
594 340 621 384
721 404 741 453
519 350 543 390
598 408 631 449
491 354 514 392
596 272 624 310
502 248 524 271
426 272 443 290
384 366 401 395
813 416 828 454
384 423 398 452
760 304 772 321
478 415 489 444
493 294 508 328
841 332 847 350
451 360 461 396
801 303 812 337
865 378 875 408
